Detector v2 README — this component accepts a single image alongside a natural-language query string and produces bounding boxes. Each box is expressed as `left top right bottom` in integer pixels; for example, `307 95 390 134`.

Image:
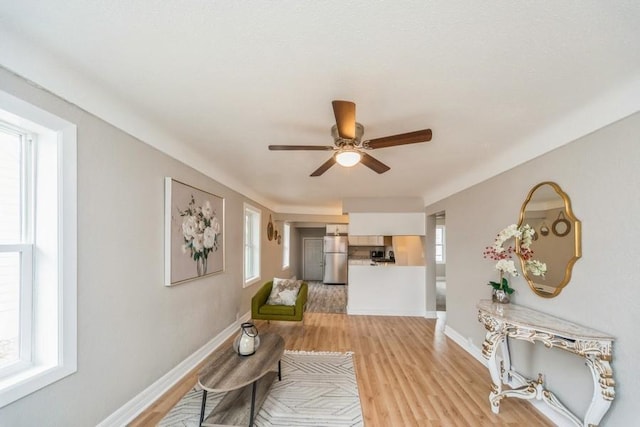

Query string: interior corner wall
0 68 282 426
425 111 640 425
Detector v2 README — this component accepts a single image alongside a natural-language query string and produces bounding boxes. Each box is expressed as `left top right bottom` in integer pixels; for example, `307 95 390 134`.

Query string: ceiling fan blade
310 157 337 177
365 129 432 149
360 153 391 174
269 145 334 151
331 100 356 140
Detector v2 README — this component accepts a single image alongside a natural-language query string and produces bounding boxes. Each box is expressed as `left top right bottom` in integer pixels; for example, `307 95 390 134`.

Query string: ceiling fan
268 100 433 176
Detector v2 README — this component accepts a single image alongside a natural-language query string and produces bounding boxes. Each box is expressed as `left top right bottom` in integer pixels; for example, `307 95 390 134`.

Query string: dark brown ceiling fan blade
331 100 356 140
360 153 391 174
366 129 432 149
269 145 334 151
310 156 337 177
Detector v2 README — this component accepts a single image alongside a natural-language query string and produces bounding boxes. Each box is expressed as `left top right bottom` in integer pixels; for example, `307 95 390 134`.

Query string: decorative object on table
277 234 282 245
164 178 224 286
233 322 260 356
267 215 274 241
274 229 278 241
483 224 547 303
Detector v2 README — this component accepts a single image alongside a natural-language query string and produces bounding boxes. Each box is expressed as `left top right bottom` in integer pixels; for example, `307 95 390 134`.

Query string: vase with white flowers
483 224 547 303
179 195 221 276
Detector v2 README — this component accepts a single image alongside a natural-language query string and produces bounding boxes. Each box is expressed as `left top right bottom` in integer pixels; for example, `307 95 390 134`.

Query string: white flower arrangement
179 195 220 274
483 223 546 295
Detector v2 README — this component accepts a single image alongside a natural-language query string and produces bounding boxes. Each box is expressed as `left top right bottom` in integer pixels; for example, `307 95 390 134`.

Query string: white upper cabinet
326 224 348 235
348 213 426 236
348 235 386 246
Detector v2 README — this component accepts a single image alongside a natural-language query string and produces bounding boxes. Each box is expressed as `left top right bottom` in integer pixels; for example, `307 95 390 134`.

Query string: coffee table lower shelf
201 370 278 427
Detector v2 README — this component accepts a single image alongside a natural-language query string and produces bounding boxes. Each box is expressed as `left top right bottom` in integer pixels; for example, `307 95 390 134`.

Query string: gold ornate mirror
517 182 581 298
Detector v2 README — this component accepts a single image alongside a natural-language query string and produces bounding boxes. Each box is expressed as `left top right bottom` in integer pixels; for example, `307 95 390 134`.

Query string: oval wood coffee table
197 332 285 427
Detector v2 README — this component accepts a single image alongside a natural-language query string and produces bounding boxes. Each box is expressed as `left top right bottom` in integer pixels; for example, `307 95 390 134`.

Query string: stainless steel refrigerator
323 235 348 284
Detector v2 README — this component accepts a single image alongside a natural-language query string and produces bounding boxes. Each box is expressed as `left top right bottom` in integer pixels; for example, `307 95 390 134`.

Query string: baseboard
445 325 573 427
97 311 252 427
443 325 486 366
424 310 438 319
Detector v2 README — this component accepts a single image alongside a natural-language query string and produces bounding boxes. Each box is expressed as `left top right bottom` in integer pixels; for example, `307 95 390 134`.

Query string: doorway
302 237 323 281
435 213 446 312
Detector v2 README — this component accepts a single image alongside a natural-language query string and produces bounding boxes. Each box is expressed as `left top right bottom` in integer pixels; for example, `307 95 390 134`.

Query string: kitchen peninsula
347 235 426 316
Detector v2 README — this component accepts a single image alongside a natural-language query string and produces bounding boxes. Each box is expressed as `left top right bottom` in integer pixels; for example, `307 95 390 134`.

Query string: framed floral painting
165 178 224 286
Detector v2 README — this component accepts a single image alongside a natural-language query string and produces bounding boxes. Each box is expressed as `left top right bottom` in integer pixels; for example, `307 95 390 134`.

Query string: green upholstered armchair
251 280 308 322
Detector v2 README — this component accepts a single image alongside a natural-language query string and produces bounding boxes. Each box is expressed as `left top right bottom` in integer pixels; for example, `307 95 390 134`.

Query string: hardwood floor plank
129 312 554 426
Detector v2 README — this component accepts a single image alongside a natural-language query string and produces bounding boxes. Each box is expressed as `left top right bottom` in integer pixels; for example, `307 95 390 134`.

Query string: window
435 225 446 263
0 123 34 375
282 223 290 269
0 90 77 408
243 203 261 286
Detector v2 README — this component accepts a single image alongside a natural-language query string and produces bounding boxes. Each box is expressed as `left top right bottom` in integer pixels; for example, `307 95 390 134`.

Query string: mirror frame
517 181 582 298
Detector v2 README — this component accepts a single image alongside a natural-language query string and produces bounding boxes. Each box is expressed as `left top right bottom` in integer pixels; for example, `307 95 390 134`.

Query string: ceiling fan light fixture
335 149 362 167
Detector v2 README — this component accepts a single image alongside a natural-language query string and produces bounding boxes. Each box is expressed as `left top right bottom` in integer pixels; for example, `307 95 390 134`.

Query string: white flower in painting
495 259 519 277
198 220 206 232
201 200 213 219
192 233 205 252
203 226 216 249
182 216 198 239
211 217 221 234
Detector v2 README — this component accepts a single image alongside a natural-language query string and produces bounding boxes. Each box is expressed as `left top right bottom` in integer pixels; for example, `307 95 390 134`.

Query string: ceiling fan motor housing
331 122 364 147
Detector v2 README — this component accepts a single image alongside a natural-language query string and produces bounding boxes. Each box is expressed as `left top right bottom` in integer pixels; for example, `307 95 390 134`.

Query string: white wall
426 111 640 425
0 67 285 426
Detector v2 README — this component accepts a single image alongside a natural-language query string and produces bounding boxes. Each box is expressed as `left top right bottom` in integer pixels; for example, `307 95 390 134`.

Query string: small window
243 204 261 286
435 225 446 264
282 223 290 269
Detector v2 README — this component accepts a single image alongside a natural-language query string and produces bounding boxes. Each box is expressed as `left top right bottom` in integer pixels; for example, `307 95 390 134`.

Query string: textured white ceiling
1 1 639 213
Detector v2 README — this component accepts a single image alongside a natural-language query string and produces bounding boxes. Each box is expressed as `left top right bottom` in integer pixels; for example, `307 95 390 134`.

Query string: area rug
305 281 347 314
159 350 363 427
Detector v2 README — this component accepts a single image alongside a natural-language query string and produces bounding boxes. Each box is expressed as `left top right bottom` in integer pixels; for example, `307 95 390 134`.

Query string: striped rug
159 350 363 427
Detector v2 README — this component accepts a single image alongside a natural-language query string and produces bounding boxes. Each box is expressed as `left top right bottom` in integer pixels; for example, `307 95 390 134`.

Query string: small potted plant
483 224 547 303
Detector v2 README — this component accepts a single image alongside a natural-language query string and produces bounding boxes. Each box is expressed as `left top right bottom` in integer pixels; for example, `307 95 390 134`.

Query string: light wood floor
130 313 553 426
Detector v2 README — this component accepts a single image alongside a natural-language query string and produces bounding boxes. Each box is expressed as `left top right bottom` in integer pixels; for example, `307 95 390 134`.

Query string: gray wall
0 68 287 426
426 111 640 425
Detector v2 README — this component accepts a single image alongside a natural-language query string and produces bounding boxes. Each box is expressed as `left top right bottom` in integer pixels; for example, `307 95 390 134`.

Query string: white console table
477 300 615 427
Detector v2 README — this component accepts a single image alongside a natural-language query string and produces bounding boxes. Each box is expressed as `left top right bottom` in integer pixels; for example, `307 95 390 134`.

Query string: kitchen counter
347 265 426 316
348 259 397 266
348 259 375 266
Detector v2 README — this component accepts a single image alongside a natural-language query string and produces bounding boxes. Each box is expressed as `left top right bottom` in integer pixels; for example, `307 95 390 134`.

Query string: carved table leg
500 338 512 383
583 355 615 427
481 329 506 413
